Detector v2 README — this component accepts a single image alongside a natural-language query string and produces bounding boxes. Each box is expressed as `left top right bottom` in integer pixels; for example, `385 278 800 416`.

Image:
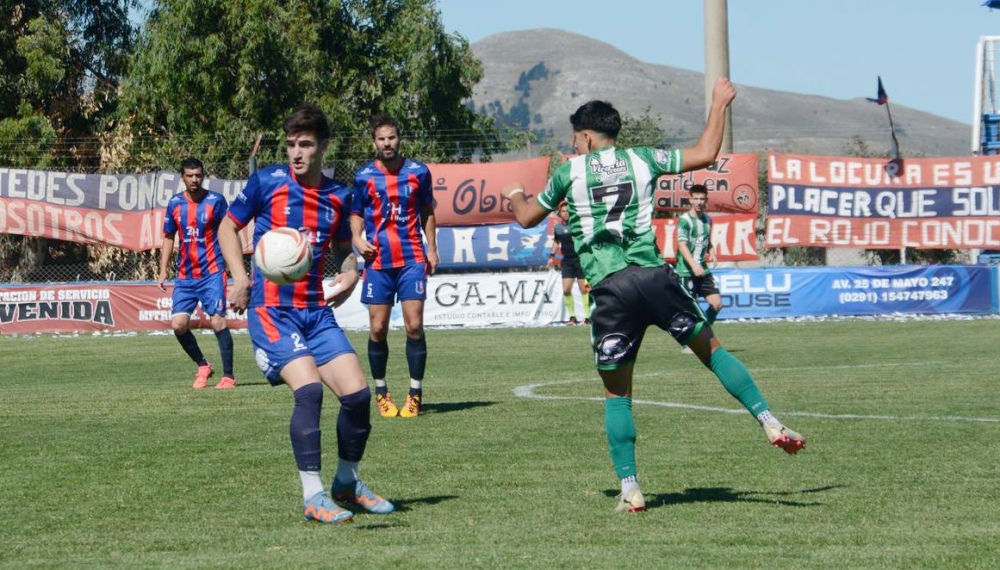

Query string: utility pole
704 0 733 153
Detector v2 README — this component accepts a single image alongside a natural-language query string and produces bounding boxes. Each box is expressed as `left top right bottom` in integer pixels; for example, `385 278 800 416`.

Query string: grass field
2 319 1000 569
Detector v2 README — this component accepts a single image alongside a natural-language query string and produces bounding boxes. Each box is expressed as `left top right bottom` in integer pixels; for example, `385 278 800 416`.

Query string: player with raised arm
502 78 805 514
157 157 235 389
351 115 438 419
217 104 393 524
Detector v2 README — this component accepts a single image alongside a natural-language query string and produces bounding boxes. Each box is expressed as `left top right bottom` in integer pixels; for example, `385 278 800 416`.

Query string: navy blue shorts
248 306 356 385
172 272 227 317
361 264 427 305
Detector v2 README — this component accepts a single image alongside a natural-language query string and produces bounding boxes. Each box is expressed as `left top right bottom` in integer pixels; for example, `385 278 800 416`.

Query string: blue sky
438 0 1000 126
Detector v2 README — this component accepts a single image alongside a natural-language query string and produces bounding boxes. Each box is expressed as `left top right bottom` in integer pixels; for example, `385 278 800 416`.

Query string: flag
867 76 889 105
985 1 1000 11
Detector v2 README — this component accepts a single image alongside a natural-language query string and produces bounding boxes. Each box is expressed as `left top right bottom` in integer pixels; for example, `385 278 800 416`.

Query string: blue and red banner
710 265 994 319
766 153 1000 249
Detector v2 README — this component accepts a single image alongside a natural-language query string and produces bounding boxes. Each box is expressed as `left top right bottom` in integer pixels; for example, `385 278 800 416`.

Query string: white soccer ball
253 227 312 285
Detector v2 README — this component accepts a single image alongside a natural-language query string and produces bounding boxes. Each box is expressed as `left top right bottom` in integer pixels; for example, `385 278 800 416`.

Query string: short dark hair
371 114 401 139
689 184 708 196
570 100 621 139
283 103 330 141
180 157 203 172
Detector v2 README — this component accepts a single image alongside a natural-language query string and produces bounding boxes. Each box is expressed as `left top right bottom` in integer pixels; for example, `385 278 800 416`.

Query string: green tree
616 107 669 149
0 1 138 282
117 0 504 179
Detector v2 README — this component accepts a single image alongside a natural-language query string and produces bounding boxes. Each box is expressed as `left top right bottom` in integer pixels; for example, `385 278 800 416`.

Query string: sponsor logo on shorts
668 312 697 339
255 348 271 374
596 333 632 364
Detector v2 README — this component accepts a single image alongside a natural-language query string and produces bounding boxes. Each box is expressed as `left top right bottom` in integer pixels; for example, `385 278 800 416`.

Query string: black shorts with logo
680 273 720 298
589 265 706 370
560 257 585 280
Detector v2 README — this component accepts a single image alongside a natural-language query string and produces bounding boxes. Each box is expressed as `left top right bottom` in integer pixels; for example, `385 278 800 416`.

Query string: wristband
507 187 525 198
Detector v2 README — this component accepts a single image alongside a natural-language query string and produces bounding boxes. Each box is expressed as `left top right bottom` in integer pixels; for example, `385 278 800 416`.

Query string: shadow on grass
386 494 460 513
603 485 840 509
420 401 497 414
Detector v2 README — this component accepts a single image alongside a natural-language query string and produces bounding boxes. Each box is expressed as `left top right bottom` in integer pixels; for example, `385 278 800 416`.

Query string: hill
470 29 971 157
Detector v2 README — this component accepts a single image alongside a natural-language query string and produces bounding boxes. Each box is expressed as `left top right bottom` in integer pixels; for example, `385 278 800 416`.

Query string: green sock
582 292 591 318
604 396 637 479
706 306 719 324
563 294 575 318
709 348 769 415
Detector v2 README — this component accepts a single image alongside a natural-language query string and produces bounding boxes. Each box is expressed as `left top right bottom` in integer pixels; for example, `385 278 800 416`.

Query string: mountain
470 29 972 157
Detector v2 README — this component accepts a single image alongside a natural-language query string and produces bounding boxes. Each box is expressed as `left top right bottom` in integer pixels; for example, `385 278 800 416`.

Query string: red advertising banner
0 283 248 335
653 154 759 214
430 157 551 226
766 153 1000 249
653 215 760 262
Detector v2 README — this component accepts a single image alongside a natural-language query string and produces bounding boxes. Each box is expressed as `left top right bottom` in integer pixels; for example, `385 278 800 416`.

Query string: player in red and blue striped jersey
217 104 393 524
157 157 235 390
350 115 439 419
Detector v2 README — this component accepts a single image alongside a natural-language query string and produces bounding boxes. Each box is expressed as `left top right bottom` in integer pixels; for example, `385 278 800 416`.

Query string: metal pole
704 0 733 153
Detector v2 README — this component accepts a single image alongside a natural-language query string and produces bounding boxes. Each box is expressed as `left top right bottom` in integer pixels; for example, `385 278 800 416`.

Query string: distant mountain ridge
470 29 971 157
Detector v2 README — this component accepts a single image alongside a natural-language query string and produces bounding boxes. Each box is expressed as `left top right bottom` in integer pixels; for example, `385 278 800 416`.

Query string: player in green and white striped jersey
675 184 723 326
503 78 805 514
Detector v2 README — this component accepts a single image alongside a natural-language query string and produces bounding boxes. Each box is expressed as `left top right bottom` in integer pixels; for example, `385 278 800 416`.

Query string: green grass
2 320 999 569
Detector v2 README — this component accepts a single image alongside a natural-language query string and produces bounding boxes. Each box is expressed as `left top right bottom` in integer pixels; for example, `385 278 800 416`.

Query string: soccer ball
253 227 312 285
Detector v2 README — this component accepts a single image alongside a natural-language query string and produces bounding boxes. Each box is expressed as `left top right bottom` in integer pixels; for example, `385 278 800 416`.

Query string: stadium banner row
707 265 995 319
435 212 760 269
0 271 565 334
0 154 758 251
767 153 1000 249
652 153 759 213
1 265 994 335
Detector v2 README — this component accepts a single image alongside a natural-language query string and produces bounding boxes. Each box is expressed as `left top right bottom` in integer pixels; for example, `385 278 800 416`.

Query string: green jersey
536 146 683 286
674 211 712 278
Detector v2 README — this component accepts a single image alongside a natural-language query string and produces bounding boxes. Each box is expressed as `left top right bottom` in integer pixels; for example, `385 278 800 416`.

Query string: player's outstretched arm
421 205 439 274
157 233 176 291
325 241 360 308
502 183 548 228
681 77 737 172
350 214 376 262
218 216 250 312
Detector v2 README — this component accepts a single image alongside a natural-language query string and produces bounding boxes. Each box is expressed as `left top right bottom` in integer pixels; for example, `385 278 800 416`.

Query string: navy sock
290 384 324 472
214 328 234 376
176 330 206 365
337 387 372 462
368 338 389 385
405 335 427 385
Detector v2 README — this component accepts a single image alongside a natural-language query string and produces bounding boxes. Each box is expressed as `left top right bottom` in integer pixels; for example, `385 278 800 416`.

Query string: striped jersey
228 164 352 309
351 157 433 270
536 146 683 286
674 211 713 277
163 190 228 279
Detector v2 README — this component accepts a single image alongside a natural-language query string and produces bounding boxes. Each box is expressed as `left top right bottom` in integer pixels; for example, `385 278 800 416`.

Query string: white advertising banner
331 270 566 329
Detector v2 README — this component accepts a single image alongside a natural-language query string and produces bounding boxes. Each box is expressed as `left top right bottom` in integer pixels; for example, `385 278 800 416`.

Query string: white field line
514 360 1000 424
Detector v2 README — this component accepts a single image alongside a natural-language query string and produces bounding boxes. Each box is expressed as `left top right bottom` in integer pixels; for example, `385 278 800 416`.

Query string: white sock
410 378 422 391
374 379 387 390
756 409 778 426
335 459 360 486
299 470 325 500
621 475 639 496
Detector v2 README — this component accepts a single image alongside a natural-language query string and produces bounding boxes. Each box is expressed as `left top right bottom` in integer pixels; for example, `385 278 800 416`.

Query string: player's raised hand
712 77 737 108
